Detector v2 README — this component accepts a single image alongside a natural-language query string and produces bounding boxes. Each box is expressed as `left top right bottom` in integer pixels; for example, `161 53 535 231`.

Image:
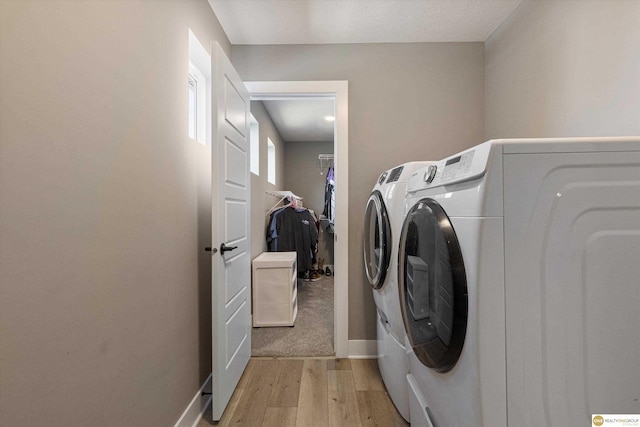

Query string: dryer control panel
409 141 493 192
441 151 475 181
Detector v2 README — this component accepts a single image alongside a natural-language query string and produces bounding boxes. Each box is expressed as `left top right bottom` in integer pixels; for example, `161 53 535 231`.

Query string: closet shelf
318 154 334 174
266 190 302 201
266 190 302 215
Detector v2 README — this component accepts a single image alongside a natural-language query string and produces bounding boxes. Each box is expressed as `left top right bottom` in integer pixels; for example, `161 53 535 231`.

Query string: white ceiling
211 0 523 142
208 0 523 45
261 99 335 142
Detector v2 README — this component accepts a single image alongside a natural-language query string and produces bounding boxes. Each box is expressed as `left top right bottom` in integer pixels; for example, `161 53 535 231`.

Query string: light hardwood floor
198 357 409 427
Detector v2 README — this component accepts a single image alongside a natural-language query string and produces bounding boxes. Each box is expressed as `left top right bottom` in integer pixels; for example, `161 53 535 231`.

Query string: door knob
220 243 238 254
205 247 218 253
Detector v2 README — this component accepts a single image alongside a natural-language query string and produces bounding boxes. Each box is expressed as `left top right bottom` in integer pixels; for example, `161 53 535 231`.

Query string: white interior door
210 41 251 421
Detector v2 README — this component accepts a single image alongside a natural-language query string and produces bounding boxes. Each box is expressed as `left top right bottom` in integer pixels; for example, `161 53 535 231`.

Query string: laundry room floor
198 357 409 427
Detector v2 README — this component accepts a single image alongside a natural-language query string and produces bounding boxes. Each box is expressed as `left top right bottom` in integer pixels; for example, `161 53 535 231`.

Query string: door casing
245 80 349 358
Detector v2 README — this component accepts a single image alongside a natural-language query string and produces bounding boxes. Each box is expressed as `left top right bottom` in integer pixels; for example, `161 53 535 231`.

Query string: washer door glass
363 190 391 289
399 198 468 372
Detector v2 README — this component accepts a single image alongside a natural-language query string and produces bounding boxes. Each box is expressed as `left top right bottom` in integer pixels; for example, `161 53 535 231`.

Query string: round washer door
363 190 391 289
399 198 468 372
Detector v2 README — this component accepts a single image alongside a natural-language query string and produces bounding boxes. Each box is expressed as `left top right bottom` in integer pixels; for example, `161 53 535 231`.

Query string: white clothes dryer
400 137 640 427
363 161 432 421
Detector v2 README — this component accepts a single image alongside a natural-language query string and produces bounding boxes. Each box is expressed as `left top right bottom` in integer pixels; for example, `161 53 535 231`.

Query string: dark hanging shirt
268 207 318 272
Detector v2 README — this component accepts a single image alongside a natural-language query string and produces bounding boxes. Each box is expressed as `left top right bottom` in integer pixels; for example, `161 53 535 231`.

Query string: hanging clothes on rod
265 191 318 277
323 166 335 226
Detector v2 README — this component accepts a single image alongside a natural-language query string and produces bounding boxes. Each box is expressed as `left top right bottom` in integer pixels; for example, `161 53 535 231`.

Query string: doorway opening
246 81 349 358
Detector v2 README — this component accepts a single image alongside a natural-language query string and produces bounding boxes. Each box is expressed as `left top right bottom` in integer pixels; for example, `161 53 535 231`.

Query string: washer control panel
424 164 437 183
378 171 388 185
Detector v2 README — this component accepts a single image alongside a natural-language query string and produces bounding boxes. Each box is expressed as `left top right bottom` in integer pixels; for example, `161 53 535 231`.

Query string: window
267 138 276 184
188 72 198 141
188 30 210 145
188 62 207 145
250 114 259 175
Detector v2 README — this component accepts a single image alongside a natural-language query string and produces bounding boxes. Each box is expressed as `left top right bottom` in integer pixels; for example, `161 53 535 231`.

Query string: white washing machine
400 137 640 427
363 161 432 421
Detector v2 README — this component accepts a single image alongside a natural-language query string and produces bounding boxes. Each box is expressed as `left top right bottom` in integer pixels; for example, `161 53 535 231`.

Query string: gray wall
232 43 485 340
0 1 229 425
485 0 640 139
250 101 287 260
284 141 335 265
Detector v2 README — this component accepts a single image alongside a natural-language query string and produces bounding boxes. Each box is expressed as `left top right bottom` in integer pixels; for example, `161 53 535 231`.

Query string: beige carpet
251 274 334 357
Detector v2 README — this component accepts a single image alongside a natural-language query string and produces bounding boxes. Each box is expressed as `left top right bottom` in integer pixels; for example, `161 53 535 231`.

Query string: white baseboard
174 373 212 427
348 340 378 359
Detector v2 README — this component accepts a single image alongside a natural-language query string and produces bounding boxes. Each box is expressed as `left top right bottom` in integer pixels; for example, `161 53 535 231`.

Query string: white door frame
245 81 349 358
